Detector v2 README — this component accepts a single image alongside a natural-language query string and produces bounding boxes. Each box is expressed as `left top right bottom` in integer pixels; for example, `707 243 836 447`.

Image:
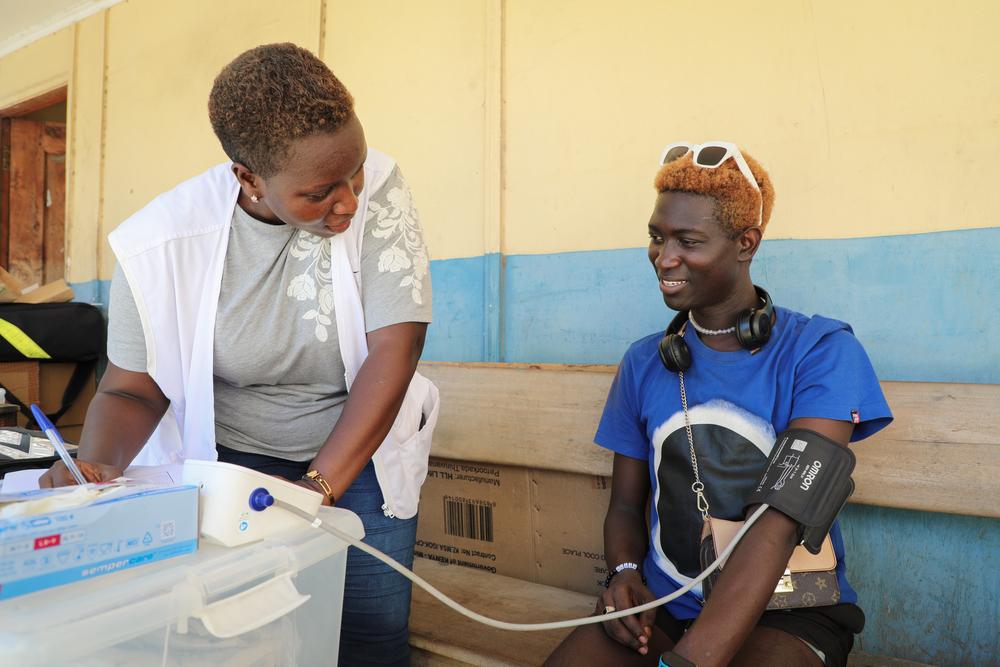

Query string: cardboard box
39 362 97 429
15 279 74 304
0 484 199 600
0 362 39 408
0 267 74 304
0 361 96 438
532 468 613 595
415 459 535 581
415 457 611 596
0 267 25 303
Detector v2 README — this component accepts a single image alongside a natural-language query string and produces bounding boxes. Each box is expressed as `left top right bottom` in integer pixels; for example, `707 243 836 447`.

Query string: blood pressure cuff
745 428 856 554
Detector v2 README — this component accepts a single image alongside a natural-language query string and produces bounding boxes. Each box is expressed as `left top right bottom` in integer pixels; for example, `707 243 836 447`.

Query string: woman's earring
250 194 259 203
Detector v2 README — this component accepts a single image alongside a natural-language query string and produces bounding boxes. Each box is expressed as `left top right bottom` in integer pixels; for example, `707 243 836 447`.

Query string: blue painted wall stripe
755 229 1000 384
841 505 999 666
68 279 111 308
484 252 503 362
484 227 1000 383
80 226 1000 382
421 255 488 362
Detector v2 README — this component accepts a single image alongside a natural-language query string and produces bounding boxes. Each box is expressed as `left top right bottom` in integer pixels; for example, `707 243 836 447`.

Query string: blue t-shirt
595 306 892 620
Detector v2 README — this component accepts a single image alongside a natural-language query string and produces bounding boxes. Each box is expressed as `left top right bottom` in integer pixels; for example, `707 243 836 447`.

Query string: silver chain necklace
688 312 736 336
677 323 711 519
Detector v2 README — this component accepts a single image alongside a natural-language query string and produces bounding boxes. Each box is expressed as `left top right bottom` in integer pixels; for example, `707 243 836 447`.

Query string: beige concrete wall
0 27 72 111
1 0 997 279
503 0 1000 254
325 0 500 261
65 13 106 284
0 0 322 282
99 0 321 278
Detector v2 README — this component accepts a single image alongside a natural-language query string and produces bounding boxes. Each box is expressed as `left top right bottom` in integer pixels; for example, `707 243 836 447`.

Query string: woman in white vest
41 43 439 666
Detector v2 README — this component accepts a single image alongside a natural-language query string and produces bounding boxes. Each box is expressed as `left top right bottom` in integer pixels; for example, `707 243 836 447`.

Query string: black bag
0 303 105 362
0 302 106 427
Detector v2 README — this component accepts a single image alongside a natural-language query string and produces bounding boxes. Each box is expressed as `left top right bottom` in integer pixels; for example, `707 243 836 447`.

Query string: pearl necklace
688 312 736 336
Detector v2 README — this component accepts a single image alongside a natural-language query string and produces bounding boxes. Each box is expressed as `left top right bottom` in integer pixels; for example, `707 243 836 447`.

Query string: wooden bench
409 362 1000 666
409 564 930 667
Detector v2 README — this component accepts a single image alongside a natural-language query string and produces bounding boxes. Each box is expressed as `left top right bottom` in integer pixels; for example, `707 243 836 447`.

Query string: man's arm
601 452 658 656
670 417 854 667
39 362 170 487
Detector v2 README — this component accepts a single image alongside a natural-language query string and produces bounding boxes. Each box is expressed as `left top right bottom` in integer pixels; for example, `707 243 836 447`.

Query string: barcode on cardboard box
443 497 494 542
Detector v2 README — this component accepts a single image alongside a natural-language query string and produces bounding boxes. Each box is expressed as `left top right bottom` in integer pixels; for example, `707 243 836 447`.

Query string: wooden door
0 118 66 287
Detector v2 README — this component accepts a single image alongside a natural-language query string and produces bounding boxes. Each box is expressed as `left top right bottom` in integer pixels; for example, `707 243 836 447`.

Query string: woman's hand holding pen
39 460 125 488
599 569 656 655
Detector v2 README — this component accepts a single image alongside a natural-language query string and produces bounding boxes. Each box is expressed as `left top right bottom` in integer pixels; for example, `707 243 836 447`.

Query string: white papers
0 469 45 493
0 464 183 494
0 484 131 519
124 464 182 486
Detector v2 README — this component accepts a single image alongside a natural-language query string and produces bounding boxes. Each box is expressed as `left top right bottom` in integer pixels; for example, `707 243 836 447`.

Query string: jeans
216 445 418 666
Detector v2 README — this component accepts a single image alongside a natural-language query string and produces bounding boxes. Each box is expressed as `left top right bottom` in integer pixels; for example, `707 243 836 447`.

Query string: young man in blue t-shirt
546 143 891 667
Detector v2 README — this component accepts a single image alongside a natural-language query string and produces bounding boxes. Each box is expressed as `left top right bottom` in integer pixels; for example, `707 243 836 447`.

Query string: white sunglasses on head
658 141 762 226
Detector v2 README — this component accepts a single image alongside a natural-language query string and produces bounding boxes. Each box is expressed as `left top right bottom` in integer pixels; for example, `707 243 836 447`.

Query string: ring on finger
604 605 616 614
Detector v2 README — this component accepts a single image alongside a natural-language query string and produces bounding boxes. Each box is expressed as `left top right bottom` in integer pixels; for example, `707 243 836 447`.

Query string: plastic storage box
0 483 200 600
0 506 364 666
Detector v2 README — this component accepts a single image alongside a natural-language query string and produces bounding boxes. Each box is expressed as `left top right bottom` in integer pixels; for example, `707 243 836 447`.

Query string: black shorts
655 603 865 667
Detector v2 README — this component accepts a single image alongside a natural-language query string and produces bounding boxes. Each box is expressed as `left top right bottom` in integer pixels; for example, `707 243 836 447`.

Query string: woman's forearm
308 322 426 500
77 389 169 468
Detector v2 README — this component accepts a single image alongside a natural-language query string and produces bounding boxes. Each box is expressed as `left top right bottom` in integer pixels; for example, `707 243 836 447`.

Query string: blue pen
30 404 88 486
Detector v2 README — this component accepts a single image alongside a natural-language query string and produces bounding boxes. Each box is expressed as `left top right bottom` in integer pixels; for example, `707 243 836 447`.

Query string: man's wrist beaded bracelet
602 561 643 587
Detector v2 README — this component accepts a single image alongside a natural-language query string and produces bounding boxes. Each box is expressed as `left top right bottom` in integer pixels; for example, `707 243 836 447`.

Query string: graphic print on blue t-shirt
594 306 893 620
651 400 774 581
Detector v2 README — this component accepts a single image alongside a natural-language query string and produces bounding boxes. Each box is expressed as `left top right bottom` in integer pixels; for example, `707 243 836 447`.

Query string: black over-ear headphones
657 285 774 373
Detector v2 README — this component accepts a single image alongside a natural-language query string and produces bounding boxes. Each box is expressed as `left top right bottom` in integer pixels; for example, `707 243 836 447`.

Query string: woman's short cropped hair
208 43 354 177
654 148 775 236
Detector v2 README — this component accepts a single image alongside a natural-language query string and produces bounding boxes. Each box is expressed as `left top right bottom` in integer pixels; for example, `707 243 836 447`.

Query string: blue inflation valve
249 487 275 512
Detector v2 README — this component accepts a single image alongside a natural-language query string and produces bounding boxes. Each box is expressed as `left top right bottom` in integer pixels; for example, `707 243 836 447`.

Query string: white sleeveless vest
107 150 438 519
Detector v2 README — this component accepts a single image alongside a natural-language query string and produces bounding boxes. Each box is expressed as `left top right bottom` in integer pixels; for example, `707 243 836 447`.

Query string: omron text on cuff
745 428 856 554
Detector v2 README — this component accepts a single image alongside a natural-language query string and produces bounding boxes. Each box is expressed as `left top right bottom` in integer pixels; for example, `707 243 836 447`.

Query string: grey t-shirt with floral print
107 166 431 461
